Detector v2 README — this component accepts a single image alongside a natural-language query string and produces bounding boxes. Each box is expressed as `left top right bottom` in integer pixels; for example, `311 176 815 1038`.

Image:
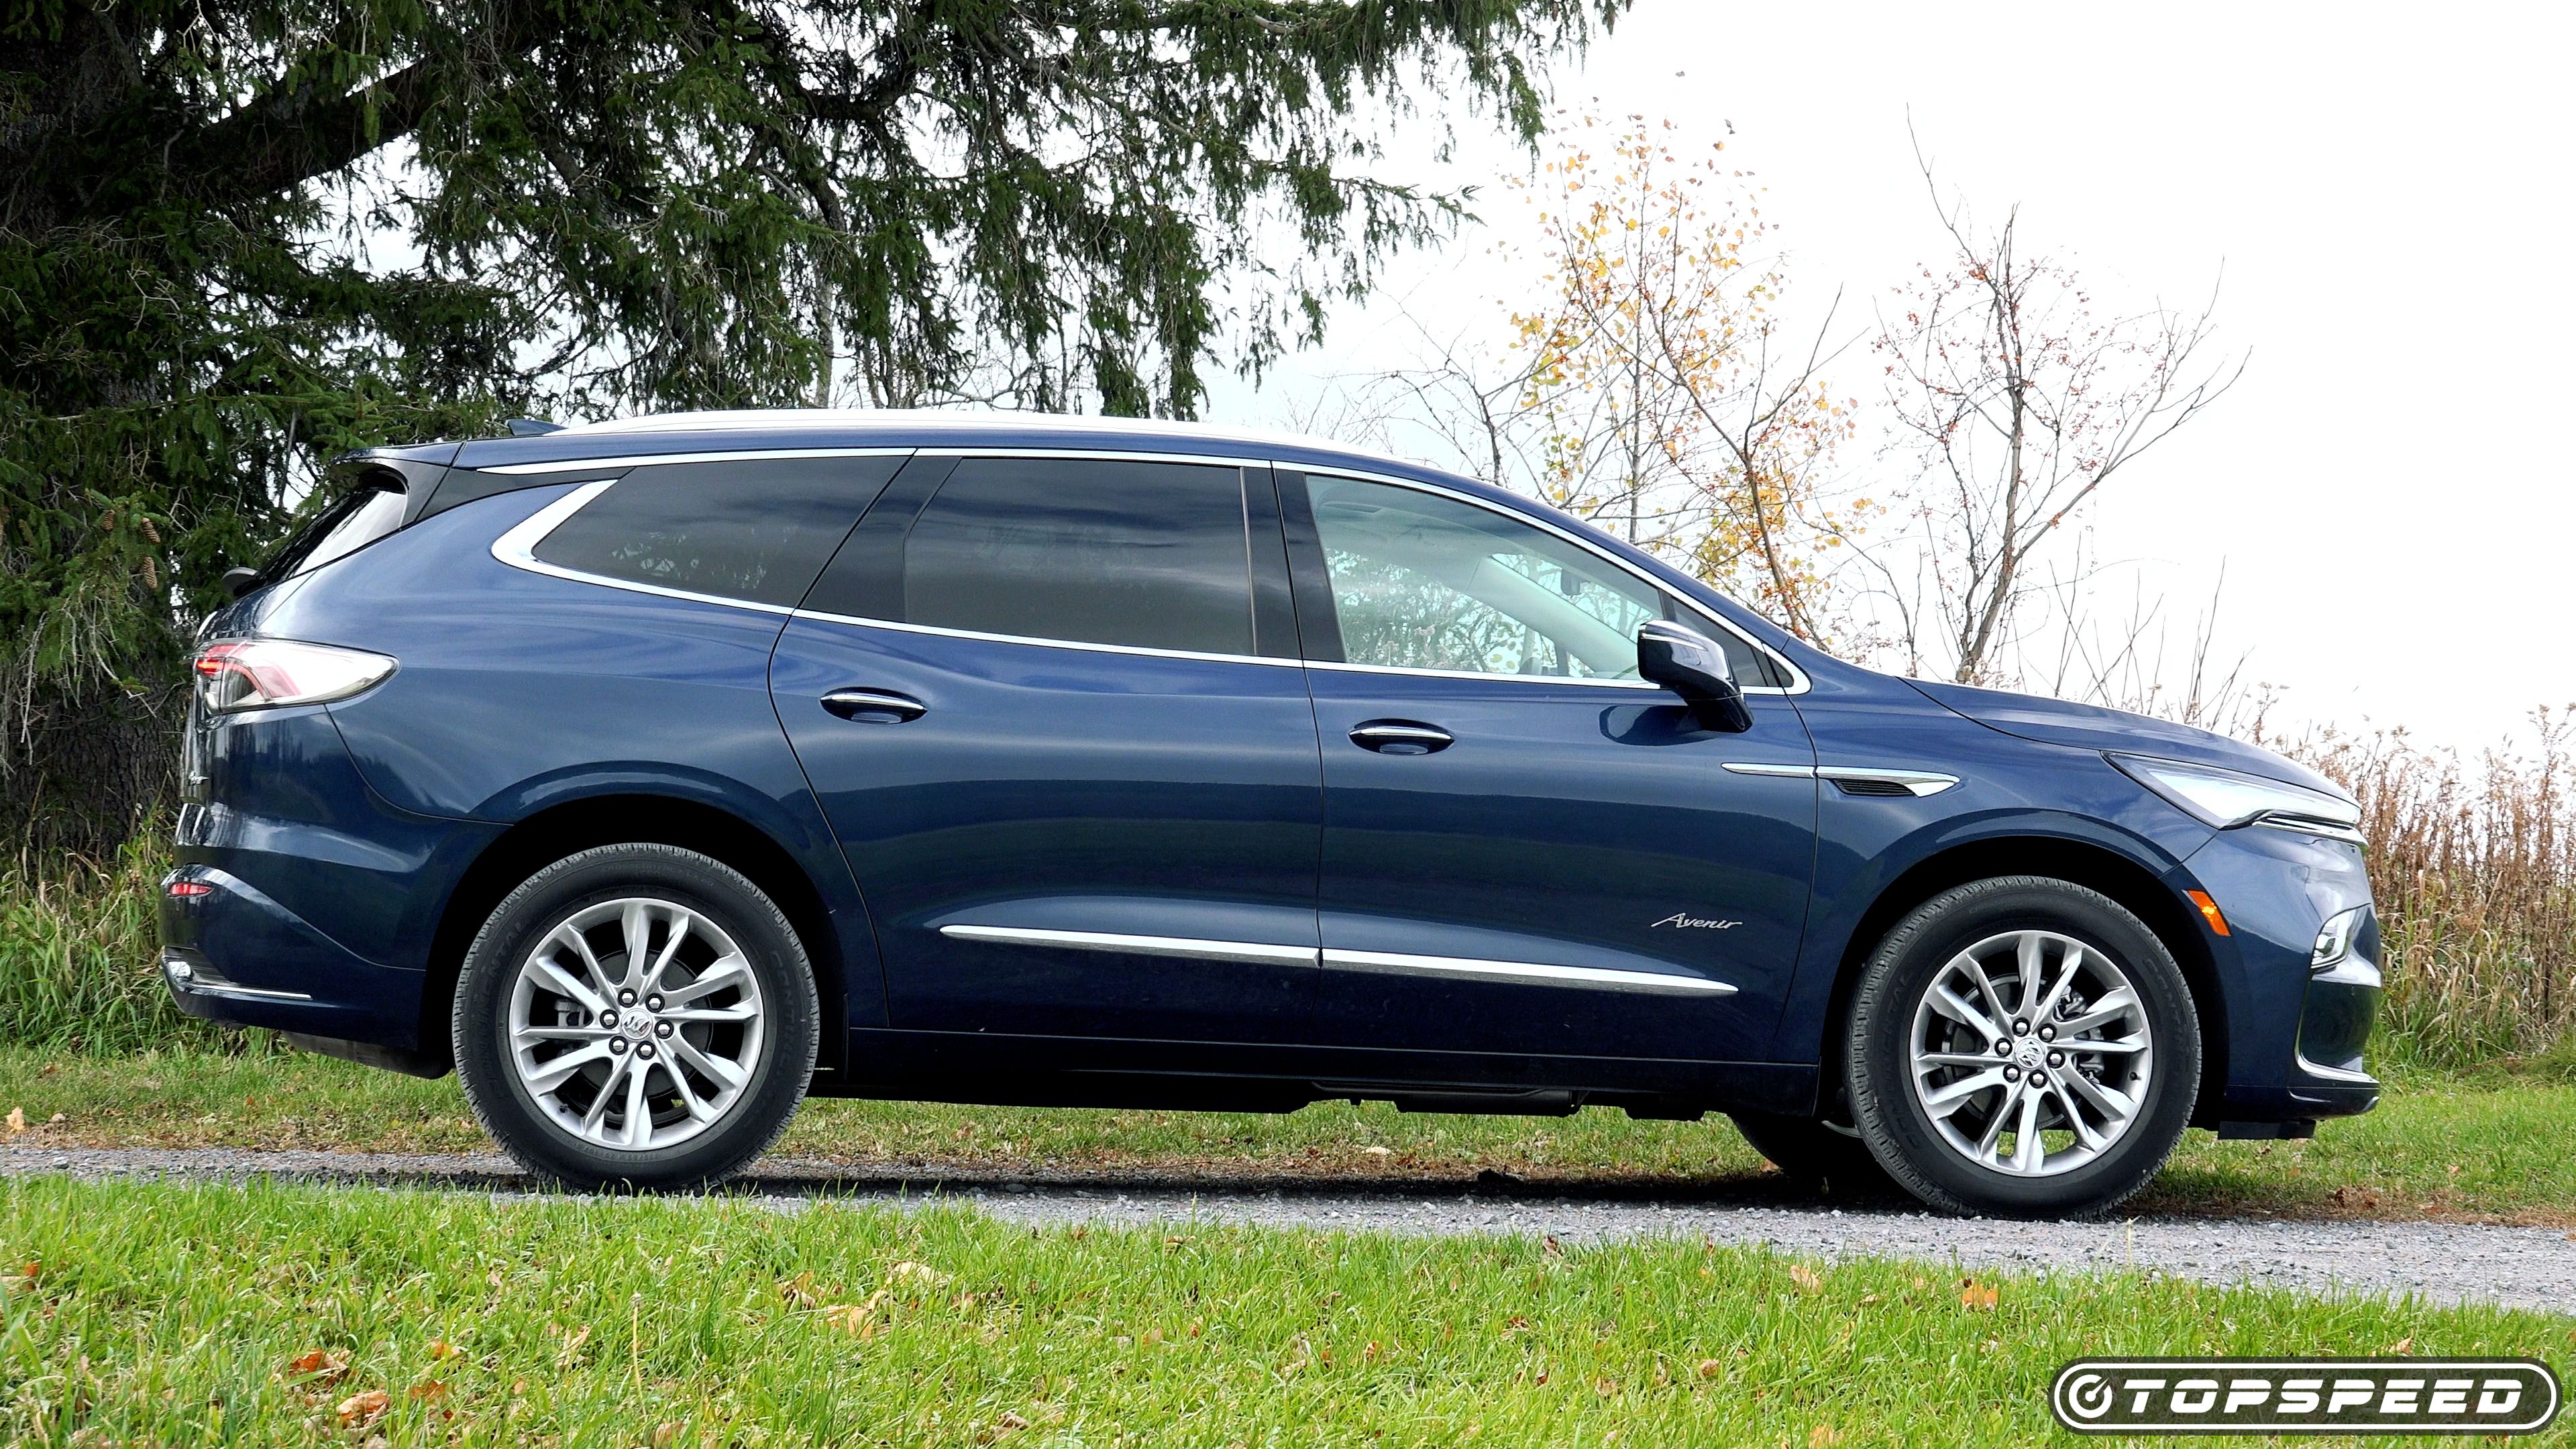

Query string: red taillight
191 638 394 713
167 880 214 899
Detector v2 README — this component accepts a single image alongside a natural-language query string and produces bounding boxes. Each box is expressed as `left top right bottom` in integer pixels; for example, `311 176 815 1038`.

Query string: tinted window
294 486 407 575
900 458 1254 655
534 457 901 607
1305 474 1779 684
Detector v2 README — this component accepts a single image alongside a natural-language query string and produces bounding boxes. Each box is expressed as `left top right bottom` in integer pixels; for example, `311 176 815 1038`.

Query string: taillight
167 880 213 899
193 639 396 714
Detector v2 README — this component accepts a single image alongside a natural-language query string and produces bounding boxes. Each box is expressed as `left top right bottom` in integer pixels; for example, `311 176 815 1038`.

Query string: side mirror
221 566 262 600
1638 620 1754 733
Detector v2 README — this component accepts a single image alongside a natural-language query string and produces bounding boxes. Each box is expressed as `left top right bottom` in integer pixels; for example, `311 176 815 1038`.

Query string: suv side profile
163 411 2381 1217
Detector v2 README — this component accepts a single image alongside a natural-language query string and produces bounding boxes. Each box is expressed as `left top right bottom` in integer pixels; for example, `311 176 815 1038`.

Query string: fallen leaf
1856 1293 1880 1307
778 1272 818 1307
286 1349 350 1383
1361 1145 1393 1157
427 1339 459 1361
4 1108 20 1136
651 1421 684 1447
409 1381 449 1401
1788 1264 1823 1294
1543 1235 1564 1258
1696 1358 1724 1379
996 1411 1031 1433
335 1389 390 1428
1810 1426 1843 1448
47 1112 63 1124
1593 1375 1619 1397
2386 1337 2413 1355
1959 1281 2000 1311
885 1260 948 1285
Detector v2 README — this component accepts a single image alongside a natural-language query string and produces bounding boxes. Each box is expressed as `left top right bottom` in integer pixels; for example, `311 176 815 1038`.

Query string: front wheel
453 843 819 1190
1844 876 2201 1218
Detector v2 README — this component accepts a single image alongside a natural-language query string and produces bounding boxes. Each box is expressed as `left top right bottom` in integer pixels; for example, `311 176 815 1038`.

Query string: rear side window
535 456 902 608
898 458 1254 655
252 468 407 587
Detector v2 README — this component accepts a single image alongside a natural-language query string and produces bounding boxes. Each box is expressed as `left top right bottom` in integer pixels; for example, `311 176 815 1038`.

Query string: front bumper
2182 824 2383 1124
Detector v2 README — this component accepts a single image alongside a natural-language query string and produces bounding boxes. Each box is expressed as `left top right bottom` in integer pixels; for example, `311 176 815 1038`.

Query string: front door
1281 469 1819 1067
771 453 1322 1044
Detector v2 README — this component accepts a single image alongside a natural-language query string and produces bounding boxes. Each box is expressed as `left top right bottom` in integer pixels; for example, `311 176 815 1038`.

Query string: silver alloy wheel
504 897 767 1151
1905 928 2153 1177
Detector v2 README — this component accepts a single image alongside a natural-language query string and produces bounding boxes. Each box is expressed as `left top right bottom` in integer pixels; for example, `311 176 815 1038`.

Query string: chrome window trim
487 478 801 616
1285 463 1811 696
793 608 1303 669
1320 947 1736 996
911 445 1275 470
480 446 916 476
486 449 1816 696
939 924 1317 967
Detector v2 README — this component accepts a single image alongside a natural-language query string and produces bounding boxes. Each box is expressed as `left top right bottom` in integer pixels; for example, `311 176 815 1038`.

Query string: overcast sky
1212 1 2574 751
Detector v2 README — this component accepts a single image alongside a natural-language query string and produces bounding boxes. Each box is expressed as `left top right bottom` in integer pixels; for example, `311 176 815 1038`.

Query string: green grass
7 1047 2573 1224
3 1177 2569 1448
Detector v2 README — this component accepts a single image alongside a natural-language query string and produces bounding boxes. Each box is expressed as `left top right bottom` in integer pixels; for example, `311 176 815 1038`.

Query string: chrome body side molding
938 926 1737 997
1319 947 1735 996
936 924 1317 968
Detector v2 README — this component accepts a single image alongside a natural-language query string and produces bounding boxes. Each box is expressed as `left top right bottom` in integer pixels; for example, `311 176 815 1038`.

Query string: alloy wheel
504 896 767 1151
1904 928 2153 1177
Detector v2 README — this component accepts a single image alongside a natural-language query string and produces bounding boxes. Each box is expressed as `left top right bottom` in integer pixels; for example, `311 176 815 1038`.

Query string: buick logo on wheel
2050 1358 2561 1435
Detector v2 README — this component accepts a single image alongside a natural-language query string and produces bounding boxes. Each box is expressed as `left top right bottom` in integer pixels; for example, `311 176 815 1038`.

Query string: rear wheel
1844 876 2200 1218
453 844 818 1190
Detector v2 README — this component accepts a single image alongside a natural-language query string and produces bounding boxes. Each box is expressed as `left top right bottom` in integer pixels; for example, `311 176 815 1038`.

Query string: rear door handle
1348 720 1453 755
820 688 926 723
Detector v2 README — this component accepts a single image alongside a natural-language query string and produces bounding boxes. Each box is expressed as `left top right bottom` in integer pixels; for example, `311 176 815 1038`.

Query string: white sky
1208 0 2576 751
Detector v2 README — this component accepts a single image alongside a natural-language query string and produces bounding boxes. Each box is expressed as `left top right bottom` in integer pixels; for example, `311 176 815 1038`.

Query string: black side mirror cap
1637 620 1754 733
221 566 262 600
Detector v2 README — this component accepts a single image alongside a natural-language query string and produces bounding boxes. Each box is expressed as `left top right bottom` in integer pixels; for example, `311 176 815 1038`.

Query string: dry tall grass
2290 710 2576 1073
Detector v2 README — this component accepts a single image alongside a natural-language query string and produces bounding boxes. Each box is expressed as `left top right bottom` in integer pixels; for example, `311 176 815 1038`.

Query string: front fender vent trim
1722 763 1962 797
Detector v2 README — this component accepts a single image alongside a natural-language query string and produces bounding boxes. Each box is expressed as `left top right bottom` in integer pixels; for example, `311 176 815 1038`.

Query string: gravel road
10 1145 2574 1313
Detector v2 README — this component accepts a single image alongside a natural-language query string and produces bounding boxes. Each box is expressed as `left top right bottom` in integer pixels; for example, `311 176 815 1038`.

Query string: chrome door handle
820 688 926 723
1348 721 1453 755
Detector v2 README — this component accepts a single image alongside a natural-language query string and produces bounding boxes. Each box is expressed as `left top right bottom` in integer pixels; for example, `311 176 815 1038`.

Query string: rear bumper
158 865 429 1047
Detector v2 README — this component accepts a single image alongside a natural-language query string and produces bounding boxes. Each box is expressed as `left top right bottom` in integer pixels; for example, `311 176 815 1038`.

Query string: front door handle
1349 720 1453 755
820 688 926 723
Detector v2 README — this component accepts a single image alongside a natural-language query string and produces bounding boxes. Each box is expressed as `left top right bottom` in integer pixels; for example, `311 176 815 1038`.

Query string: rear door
770 453 1324 1044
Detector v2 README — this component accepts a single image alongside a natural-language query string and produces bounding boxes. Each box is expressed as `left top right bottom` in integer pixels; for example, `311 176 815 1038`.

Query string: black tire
1843 876 2200 1219
1729 1109 1894 1196
453 843 818 1191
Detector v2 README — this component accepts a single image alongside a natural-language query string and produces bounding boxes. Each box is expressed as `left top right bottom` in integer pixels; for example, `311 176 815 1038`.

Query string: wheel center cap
2013 1038 2045 1070
618 1013 655 1041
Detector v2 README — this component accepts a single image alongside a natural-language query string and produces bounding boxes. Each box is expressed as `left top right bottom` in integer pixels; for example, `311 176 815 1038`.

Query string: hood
1905 678 2343 797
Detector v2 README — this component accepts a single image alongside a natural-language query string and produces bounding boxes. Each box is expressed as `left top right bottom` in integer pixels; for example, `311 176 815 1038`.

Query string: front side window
533 456 900 607
1304 474 1670 680
1301 474 1782 686
900 458 1254 655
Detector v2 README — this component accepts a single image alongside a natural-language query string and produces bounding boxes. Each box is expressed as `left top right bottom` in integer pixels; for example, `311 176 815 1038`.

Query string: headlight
2110 754 2363 842
193 638 396 713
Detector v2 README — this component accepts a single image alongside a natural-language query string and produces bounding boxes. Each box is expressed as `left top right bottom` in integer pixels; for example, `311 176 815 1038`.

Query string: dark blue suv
162 411 2381 1216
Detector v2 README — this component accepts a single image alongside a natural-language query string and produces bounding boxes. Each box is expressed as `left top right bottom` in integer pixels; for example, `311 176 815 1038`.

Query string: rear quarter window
533 456 903 607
